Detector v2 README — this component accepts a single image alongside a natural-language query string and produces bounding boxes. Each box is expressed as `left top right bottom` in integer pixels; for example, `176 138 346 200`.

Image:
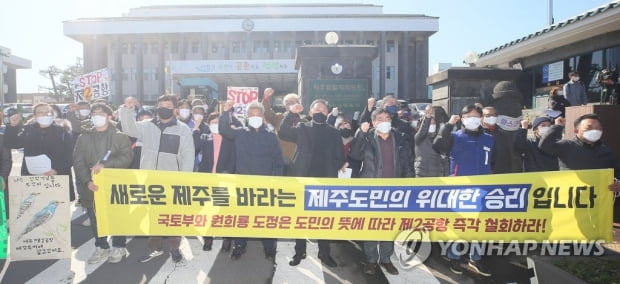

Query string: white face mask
375 121 391 134
572 76 580 82
537 126 550 136
209 124 219 134
484 116 497 125
36 116 54 127
411 120 419 128
79 109 91 117
92 115 108 128
193 114 204 122
463 117 481 130
429 124 437 133
583 129 602 142
248 116 263 129
179 109 191 119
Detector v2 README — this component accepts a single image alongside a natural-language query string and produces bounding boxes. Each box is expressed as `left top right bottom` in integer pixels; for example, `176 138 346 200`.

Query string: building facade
0 45 31 106
63 3 437 105
476 1 620 108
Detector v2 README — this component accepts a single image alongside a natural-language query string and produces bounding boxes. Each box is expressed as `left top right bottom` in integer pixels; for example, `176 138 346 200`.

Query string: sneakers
318 254 337 268
170 249 184 263
364 263 378 275
138 250 163 263
108 247 128 263
230 245 246 260
288 252 306 266
449 259 463 275
380 262 399 275
87 248 110 264
468 260 492 277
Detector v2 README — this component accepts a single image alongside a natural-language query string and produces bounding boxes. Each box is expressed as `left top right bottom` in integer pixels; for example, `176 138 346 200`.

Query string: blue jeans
447 242 481 261
364 241 394 263
86 208 126 249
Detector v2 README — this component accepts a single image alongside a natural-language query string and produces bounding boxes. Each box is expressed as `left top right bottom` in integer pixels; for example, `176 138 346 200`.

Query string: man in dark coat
349 108 413 275
219 100 284 261
279 99 345 268
514 117 558 172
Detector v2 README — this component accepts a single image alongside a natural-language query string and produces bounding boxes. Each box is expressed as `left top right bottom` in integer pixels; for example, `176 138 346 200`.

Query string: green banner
0 177 7 259
306 79 369 115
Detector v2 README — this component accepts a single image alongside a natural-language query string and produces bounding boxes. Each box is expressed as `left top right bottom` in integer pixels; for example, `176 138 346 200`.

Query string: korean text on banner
9 176 71 261
71 68 111 102
226 86 258 122
93 169 614 242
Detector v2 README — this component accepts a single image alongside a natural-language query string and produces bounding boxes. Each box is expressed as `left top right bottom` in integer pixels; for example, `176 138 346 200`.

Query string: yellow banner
93 169 614 242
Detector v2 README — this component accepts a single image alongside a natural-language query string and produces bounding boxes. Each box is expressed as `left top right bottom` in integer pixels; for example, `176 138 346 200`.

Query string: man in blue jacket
433 104 494 277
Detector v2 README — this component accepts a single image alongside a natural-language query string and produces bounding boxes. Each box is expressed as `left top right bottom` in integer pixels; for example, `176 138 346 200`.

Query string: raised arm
119 97 144 140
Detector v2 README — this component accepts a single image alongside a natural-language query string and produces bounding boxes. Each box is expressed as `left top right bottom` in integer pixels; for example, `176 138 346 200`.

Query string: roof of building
479 1 620 58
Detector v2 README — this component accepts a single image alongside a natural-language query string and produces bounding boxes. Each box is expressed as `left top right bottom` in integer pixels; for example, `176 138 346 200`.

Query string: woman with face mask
5 103 75 197
514 117 558 172
414 106 445 177
176 100 192 124
194 112 238 252
336 119 362 178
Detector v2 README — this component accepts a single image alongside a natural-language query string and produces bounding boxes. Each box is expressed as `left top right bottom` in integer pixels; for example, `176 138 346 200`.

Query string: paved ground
0 150 539 283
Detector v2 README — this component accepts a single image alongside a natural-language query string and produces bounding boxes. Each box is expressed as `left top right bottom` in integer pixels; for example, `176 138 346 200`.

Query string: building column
158 35 165 96
379 31 386 98
414 36 429 100
400 31 409 101
136 37 145 103
114 36 123 105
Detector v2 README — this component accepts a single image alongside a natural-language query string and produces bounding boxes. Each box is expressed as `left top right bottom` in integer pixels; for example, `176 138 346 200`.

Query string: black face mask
157 107 174 120
340 128 354 138
312 113 327 124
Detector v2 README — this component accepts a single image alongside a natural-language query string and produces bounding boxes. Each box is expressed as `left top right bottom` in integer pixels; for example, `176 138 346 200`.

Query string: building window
122 43 129 54
232 40 247 54
366 40 376 46
273 40 281 53
386 66 394 79
344 40 354 45
303 40 313 45
211 41 219 53
131 43 137 54
130 69 136 80
122 70 129 81
387 40 395 53
253 40 261 53
163 42 169 52
153 69 159 81
191 41 200 53
283 40 292 53
171 42 179 54
151 42 159 54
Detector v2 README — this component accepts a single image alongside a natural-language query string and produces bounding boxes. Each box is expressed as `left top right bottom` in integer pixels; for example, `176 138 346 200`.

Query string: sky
0 0 614 93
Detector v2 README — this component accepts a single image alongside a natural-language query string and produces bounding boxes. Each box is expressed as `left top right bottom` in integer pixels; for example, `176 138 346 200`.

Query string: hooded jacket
72 121 134 208
119 108 194 172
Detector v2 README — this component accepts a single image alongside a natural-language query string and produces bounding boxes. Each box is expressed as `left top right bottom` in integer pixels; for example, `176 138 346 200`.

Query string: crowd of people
0 86 618 278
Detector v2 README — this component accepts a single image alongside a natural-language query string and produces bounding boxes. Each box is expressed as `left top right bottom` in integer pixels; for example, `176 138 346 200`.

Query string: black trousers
294 239 330 256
